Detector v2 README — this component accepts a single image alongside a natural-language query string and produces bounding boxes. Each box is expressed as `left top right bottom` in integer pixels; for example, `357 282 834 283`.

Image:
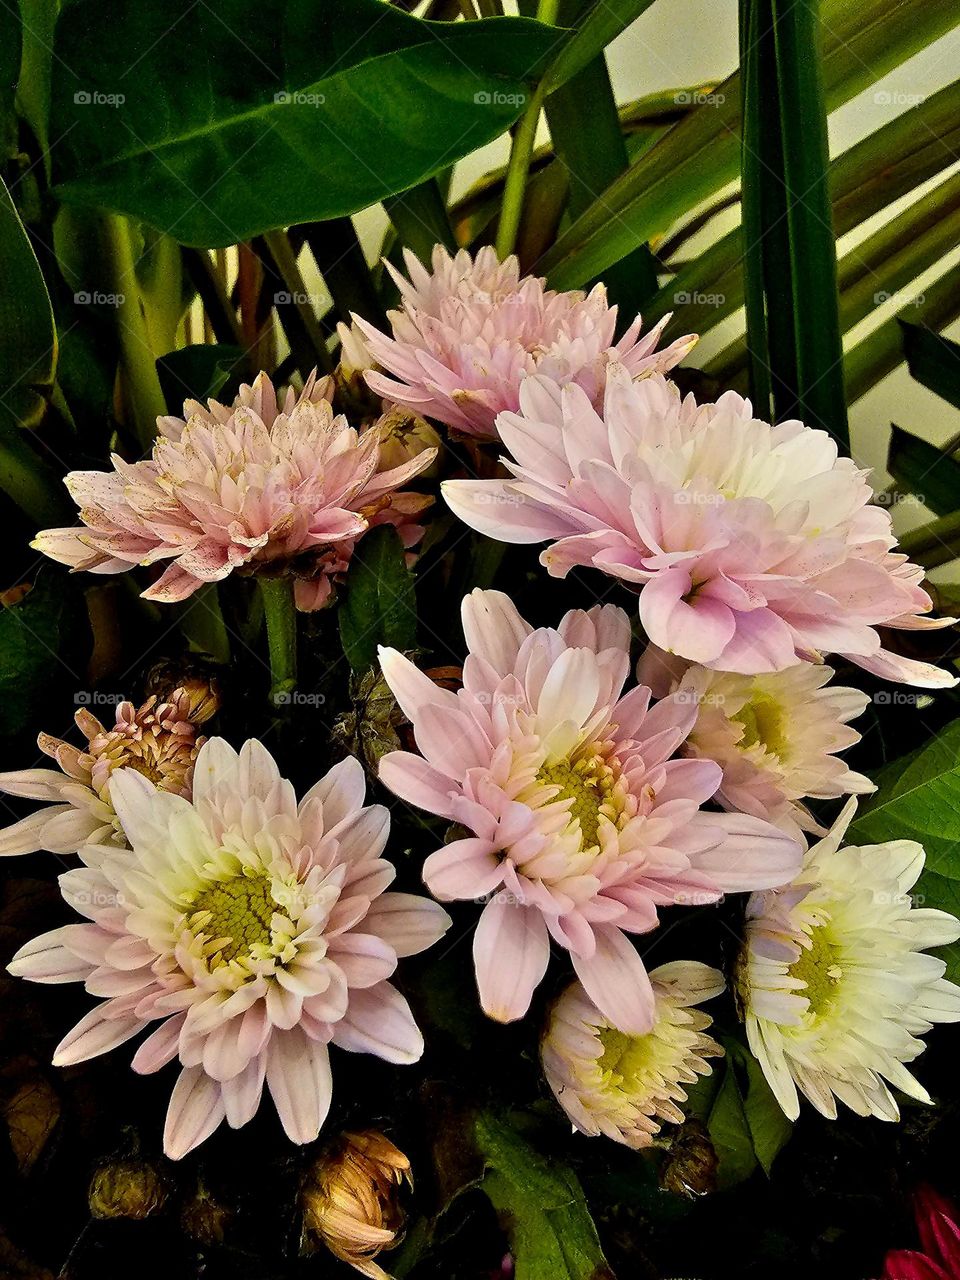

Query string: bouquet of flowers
2 0 960 1276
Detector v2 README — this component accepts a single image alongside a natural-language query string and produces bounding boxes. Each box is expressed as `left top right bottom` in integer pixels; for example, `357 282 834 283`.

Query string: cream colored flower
737 799 960 1121
541 962 724 1148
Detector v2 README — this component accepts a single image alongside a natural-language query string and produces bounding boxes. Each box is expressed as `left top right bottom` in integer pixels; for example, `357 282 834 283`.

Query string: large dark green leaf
0 172 56 428
901 321 960 411
740 0 847 444
887 424 960 518
848 720 960 878
50 0 558 247
475 1113 614 1280
0 575 74 737
339 526 417 674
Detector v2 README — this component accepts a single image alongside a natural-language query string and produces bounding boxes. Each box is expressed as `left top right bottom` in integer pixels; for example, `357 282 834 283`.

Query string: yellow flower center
190 873 278 963
789 926 843 1015
536 756 616 850
733 691 788 758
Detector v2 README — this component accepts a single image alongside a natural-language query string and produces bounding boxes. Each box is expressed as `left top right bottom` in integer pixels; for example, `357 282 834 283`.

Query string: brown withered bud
301 1130 413 1279
658 1119 719 1198
88 1158 169 1220
374 406 441 479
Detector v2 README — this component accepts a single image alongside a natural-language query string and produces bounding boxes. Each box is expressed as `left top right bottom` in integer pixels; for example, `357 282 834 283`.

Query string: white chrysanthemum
643 656 875 840
541 962 724 1148
737 799 960 1121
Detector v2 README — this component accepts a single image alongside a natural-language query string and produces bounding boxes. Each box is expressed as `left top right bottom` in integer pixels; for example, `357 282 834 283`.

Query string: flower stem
494 0 559 261
260 577 297 706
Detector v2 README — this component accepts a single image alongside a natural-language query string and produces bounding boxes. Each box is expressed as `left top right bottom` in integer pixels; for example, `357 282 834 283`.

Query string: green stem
494 0 560 260
103 215 168 451
260 577 298 706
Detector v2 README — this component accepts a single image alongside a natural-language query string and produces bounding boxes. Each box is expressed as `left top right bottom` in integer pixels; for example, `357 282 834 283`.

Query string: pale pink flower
377 590 801 1034
637 653 874 841
443 368 957 686
7 740 451 1158
541 963 723 1149
0 691 205 856
33 372 436 612
354 246 695 441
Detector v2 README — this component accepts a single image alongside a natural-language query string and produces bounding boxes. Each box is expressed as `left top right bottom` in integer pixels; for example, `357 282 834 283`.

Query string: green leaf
0 1 21 158
0 575 72 737
539 0 960 289
0 172 56 428
338 526 417 674
384 180 457 259
15 0 56 157
912 869 960 984
888 424 960 518
848 720 960 878
475 1113 614 1280
704 1058 758 1190
544 0 659 93
50 0 558 247
156 343 245 413
902 322 960 411
735 1046 793 1177
740 0 847 444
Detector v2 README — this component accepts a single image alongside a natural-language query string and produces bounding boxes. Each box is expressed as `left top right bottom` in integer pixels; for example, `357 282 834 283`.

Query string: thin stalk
260 577 297 706
457 0 478 16
263 229 331 369
495 0 560 260
900 509 960 569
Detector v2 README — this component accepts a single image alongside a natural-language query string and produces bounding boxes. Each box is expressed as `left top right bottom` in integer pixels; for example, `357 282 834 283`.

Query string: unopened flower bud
374 406 441 478
88 1158 168 1220
302 1130 412 1279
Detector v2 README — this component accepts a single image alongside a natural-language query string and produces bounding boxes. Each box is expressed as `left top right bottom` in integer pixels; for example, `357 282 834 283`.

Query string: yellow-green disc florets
190 873 279 963
789 925 842 1016
732 689 788 759
537 757 617 850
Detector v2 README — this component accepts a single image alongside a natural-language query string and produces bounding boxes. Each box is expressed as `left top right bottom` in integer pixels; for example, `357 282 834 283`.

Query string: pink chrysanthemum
33 372 436 612
377 590 801 1035
353 246 695 441
0 691 205 856
7 740 451 1159
635 652 875 841
443 367 957 685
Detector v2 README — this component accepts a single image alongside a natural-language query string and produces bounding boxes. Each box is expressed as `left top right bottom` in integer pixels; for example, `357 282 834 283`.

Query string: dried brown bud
302 1130 412 1279
180 1183 231 1245
88 1158 168 1220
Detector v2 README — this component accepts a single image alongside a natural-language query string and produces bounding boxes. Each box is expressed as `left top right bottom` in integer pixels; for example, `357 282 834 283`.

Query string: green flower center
536 758 615 850
789 926 842 1015
190 873 278 963
733 691 787 758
